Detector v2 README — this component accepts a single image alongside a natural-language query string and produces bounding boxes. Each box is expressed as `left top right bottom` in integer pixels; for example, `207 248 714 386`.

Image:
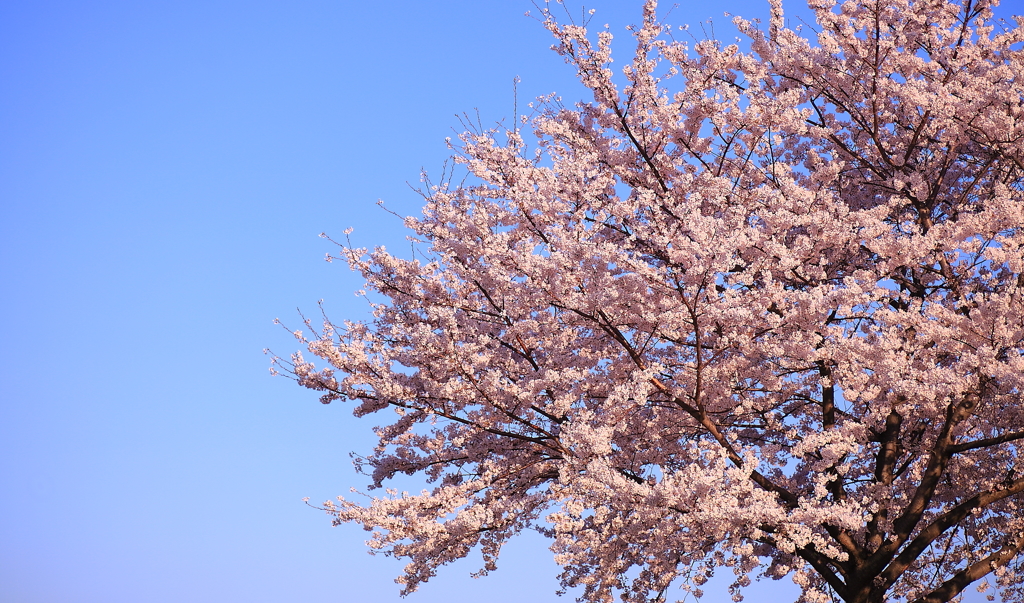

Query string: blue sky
0 1 1009 602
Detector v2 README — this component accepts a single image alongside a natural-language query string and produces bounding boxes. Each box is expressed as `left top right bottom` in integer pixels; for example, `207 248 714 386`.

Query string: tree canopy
274 0 1024 601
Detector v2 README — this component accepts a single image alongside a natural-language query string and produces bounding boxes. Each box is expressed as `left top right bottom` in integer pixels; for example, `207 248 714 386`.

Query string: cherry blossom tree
273 0 1024 601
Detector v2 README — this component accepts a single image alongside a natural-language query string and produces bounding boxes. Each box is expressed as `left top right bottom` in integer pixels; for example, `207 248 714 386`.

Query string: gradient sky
1 1 1010 602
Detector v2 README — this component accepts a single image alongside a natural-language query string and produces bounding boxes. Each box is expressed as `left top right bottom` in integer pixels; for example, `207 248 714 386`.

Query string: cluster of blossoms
274 0 1024 601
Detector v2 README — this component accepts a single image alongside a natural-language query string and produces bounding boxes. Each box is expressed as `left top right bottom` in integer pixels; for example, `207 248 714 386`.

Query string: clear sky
0 1 1008 602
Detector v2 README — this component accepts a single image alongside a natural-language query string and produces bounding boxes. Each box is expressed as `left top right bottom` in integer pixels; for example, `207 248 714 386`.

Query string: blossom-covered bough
272 0 1024 601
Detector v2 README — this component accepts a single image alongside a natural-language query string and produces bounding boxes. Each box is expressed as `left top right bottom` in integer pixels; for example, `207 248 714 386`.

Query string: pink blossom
275 1 1024 601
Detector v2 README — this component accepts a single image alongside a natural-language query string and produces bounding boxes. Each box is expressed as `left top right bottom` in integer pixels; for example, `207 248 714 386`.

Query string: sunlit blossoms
273 0 1024 601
